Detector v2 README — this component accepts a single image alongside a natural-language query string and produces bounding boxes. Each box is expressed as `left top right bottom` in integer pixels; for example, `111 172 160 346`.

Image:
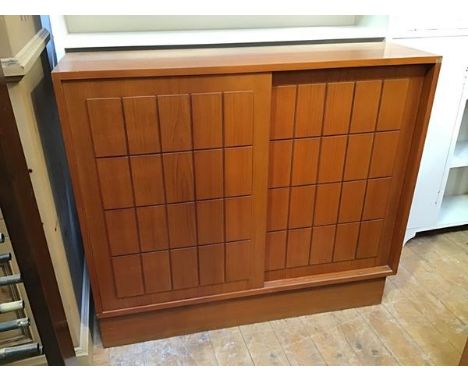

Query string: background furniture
52 42 440 347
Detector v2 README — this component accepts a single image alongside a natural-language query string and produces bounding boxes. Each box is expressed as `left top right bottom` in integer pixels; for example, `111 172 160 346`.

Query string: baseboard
99 277 386 348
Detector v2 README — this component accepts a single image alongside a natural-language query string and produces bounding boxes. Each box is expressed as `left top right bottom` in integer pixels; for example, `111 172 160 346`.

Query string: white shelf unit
436 73 468 228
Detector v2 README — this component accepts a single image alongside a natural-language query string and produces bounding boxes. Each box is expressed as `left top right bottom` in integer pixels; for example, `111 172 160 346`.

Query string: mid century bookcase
52 42 440 347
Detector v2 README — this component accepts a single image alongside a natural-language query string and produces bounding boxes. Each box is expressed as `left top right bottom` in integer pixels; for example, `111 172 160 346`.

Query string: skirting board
99 277 386 348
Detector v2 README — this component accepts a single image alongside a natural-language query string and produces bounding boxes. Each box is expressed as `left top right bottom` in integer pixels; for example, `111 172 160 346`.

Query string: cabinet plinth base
99 277 386 348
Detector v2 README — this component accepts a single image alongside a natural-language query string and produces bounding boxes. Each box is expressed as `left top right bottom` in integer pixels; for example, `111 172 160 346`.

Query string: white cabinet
391 36 468 240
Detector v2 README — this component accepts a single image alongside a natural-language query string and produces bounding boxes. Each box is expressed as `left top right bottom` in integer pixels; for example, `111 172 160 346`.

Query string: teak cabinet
52 42 440 347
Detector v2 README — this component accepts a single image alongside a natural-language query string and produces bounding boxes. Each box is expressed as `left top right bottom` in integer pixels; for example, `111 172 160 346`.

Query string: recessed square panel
96 157 133 209
199 244 225 286
141 251 172 293
267 188 289 231
224 91 254 146
318 135 347 183
265 231 287 271
225 197 252 241
87 98 127 157
291 138 320 186
131 155 165 206
323 82 354 135
225 147 253 197
136 206 169 252
105 209 140 256
225 240 251 282
343 133 374 181
170 247 199 289
289 185 316 229
271 86 296 140
123 96 161 154
158 94 192 152
167 202 197 248
268 140 293 188
338 180 366 223
333 222 360 262
163 152 195 203
112 255 144 298
196 199 224 245
194 149 223 200
191 92 223 149
314 183 341 226
286 228 312 268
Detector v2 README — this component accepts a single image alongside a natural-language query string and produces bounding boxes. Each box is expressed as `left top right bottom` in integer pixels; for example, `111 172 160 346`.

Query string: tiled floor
92 229 468 366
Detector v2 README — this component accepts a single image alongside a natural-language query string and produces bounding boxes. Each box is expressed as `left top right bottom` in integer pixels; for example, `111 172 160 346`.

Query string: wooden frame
0 63 75 364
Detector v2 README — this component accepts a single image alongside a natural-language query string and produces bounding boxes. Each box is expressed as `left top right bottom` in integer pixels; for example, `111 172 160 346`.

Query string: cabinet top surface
53 41 440 80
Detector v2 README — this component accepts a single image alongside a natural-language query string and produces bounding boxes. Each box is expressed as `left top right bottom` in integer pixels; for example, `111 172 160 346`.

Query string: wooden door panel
62 73 270 311
266 68 424 281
